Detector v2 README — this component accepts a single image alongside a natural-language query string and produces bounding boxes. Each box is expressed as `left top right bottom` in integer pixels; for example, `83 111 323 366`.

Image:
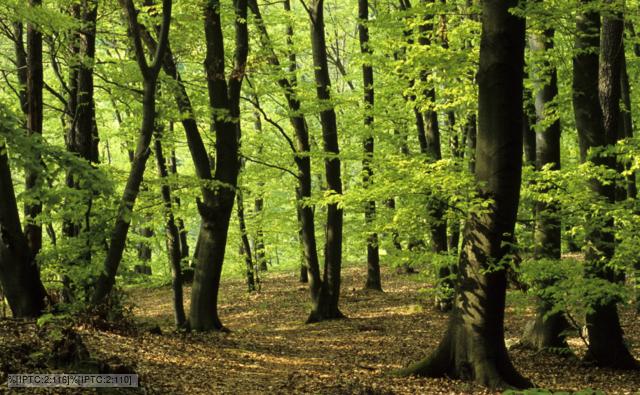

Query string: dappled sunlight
70 265 640 394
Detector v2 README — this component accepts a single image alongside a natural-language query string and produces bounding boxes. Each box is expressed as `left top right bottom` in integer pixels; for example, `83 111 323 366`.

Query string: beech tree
398 0 531 388
0 111 48 317
522 13 569 350
571 0 637 369
189 0 249 331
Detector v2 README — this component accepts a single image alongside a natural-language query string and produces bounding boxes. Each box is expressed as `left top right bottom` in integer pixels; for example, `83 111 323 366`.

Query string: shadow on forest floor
2 265 639 394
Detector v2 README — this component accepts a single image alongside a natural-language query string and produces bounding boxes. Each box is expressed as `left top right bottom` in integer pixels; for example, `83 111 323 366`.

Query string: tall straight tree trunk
236 189 256 292
415 0 450 309
92 0 172 305
153 126 186 328
398 0 531 388
358 0 382 292
24 0 44 256
64 0 99 231
522 26 570 351
307 0 345 322
296 207 309 283
189 0 248 331
571 1 638 369
253 196 267 271
248 0 327 321
169 148 189 262
61 0 99 302
250 98 267 271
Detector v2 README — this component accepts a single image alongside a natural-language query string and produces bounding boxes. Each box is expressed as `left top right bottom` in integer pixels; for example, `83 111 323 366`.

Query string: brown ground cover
2 265 639 394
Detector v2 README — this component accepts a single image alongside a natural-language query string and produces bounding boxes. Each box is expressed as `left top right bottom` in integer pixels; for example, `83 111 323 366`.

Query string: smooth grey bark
398 0 531 388
521 27 570 351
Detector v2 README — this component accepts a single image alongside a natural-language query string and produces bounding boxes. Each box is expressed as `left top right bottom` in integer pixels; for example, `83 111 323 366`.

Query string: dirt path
78 266 640 394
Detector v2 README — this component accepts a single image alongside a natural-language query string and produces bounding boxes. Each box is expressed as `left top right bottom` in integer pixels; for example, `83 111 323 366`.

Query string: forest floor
2 265 640 394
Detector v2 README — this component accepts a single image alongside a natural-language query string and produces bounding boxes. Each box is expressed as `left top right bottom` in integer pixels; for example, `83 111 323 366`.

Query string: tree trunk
250 99 267 271
416 1 450 309
60 0 100 301
359 0 382 292
522 88 536 166
466 114 477 174
398 0 531 388
0 142 47 317
153 126 186 328
237 188 256 292
572 1 638 369
92 0 172 305
307 0 345 322
254 197 267 271
295 205 309 283
521 26 570 351
189 0 248 331
24 0 44 256
248 0 329 321
169 149 190 262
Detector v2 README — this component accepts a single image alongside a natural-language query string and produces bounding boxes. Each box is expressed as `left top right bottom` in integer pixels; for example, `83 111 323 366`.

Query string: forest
0 0 639 393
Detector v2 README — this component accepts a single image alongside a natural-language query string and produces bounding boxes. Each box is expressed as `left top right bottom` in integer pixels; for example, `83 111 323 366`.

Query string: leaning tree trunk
358 0 382 292
0 141 48 317
91 0 172 305
153 126 186 328
570 3 638 369
1 19 47 318
398 0 531 388
521 26 570 351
